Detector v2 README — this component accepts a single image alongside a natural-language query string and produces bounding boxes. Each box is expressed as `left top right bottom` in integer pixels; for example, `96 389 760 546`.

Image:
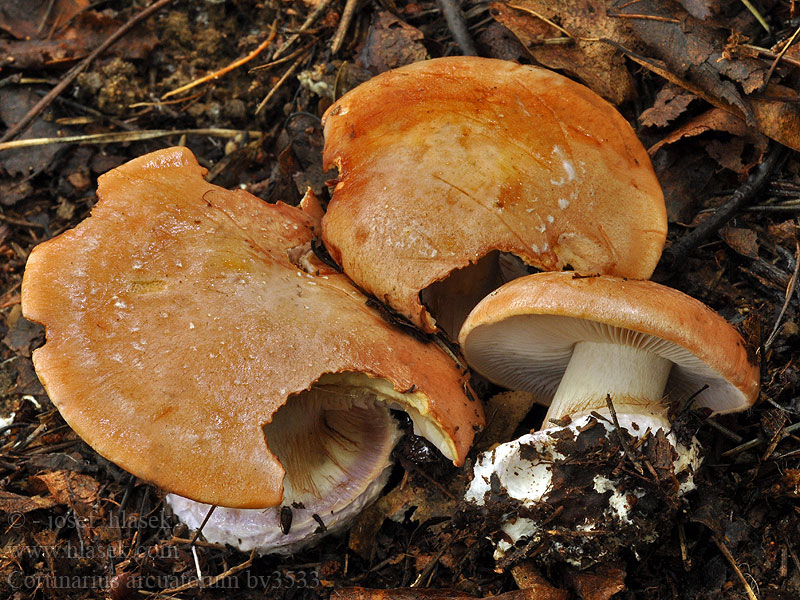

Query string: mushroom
22 147 483 553
459 272 759 565
321 57 667 337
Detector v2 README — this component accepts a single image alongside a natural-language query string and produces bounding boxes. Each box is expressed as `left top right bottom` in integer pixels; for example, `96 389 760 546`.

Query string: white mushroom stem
464 341 704 563
544 341 673 428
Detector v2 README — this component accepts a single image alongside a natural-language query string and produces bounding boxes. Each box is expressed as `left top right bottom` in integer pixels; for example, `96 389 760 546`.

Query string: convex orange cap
459 272 760 415
322 57 667 333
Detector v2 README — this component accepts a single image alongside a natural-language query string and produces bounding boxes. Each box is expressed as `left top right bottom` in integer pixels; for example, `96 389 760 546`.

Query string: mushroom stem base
544 341 672 426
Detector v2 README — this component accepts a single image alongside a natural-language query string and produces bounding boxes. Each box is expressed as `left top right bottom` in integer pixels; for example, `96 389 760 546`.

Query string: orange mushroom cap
459 272 760 415
22 147 482 509
321 57 667 333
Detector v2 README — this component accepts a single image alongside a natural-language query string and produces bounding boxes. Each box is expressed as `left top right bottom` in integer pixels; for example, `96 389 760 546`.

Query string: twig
436 0 478 56
36 90 134 131
162 22 277 99
711 534 759 600
189 505 217 548
504 3 573 38
331 0 360 54
254 51 309 115
765 237 800 350
271 0 334 60
760 24 800 92
742 44 800 70
605 395 644 475
722 421 800 457
249 45 308 73
703 417 743 443
153 548 256 595
739 0 770 34
662 144 788 268
607 12 680 23
0 128 260 151
0 0 174 144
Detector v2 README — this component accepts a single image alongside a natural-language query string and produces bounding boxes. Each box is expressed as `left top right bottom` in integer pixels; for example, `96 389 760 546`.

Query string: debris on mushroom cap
21 146 483 511
321 57 667 334
459 272 760 415
465 414 701 568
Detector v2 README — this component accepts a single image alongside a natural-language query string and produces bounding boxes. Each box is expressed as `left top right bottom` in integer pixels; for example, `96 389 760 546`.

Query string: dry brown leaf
0 88 62 179
490 0 636 104
640 85 698 128
357 11 428 74
653 151 716 223
648 108 767 163
564 562 626 600
750 84 800 152
348 471 459 560
476 391 537 451
511 562 570 600
0 0 89 40
0 490 59 515
29 471 101 516
0 11 158 70
617 0 766 114
678 0 722 20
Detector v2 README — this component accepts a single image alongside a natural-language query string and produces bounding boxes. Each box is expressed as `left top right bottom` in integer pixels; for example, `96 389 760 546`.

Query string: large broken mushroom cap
460 272 759 565
322 57 667 335
22 147 482 530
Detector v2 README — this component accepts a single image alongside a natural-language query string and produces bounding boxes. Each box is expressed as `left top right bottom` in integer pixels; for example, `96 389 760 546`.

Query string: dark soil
1 1 799 598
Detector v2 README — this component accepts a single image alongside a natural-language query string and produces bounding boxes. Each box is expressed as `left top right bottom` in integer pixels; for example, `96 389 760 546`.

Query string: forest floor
1 0 799 598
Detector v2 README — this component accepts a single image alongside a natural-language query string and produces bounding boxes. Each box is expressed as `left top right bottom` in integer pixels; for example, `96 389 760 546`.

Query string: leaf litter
0 0 799 598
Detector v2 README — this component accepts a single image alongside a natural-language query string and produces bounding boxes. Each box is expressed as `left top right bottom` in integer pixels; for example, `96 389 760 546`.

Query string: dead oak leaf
648 107 768 173
29 471 101 517
640 84 698 128
357 11 428 74
490 0 636 104
0 490 59 515
0 0 89 40
563 562 626 600
615 0 766 118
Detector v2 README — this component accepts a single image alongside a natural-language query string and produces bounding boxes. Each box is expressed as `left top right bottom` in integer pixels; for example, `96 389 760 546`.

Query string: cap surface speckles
322 57 667 332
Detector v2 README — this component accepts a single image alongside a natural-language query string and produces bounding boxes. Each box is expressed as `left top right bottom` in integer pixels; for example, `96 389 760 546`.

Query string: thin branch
254 51 309 115
711 534 759 600
271 0 334 60
436 0 478 55
0 0 174 144
162 21 277 99
760 23 800 92
765 237 800 350
607 12 680 23
331 0 360 54
739 0 770 34
504 3 573 38
0 129 260 151
662 144 788 268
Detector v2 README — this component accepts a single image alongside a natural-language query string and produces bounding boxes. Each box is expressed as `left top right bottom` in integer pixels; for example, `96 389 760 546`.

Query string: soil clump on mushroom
468 414 689 570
